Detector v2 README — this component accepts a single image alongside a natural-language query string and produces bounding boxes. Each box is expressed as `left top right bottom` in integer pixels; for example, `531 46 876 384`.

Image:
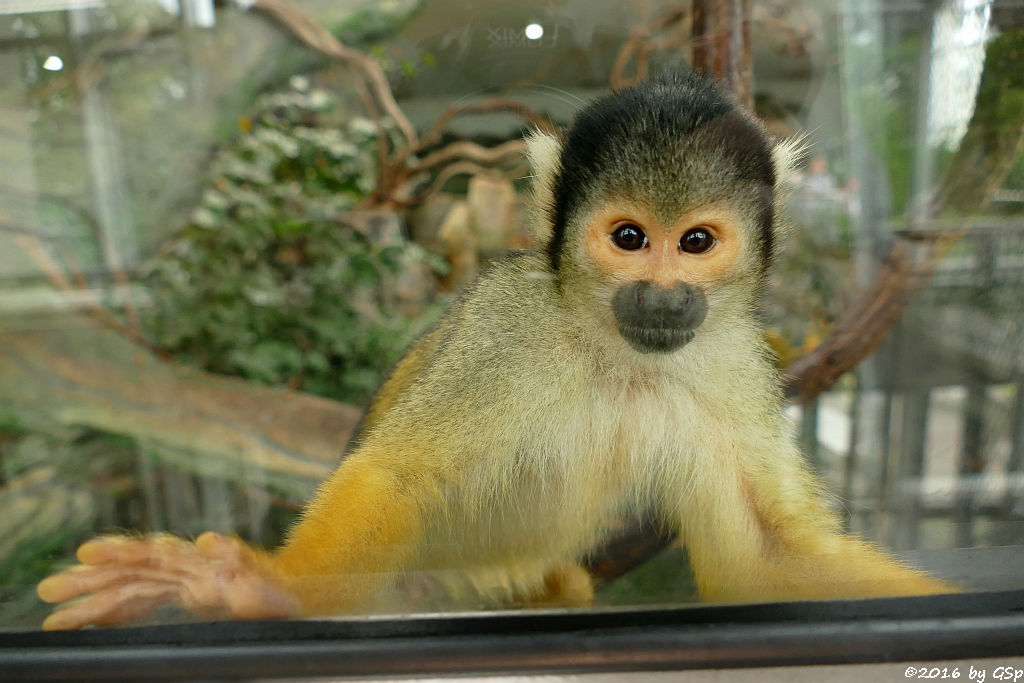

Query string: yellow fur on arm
680 452 956 603
261 453 433 616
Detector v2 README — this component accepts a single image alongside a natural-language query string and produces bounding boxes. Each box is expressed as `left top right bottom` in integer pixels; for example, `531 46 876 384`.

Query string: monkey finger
194 531 245 564
37 567 92 604
41 582 179 631
76 534 199 571
38 564 185 604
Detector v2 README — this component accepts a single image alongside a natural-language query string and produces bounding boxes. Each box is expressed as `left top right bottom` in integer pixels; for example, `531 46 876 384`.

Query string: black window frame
3 590 1024 681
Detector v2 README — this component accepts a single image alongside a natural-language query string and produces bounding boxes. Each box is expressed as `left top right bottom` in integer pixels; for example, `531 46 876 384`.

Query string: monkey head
527 73 799 355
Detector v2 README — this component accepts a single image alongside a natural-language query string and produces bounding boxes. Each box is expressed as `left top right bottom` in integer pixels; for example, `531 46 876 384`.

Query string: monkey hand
37 532 301 630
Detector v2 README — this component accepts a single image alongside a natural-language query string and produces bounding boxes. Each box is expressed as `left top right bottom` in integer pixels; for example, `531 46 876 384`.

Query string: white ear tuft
524 130 563 245
770 135 809 249
771 134 810 191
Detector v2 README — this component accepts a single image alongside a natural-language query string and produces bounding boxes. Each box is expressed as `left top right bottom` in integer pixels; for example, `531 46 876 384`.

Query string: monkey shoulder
369 253 580 428
438 252 570 359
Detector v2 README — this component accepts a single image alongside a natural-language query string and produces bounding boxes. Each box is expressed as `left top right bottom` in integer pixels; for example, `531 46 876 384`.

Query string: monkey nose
634 281 693 315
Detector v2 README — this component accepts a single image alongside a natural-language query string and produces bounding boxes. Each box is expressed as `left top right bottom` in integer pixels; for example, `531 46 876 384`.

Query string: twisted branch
245 0 417 148
240 0 552 207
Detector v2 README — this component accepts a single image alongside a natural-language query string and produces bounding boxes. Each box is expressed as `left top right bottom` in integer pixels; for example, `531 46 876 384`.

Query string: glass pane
0 0 1021 633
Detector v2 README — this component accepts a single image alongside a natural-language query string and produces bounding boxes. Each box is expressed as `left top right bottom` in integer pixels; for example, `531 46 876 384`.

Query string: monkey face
582 200 746 354
539 74 781 354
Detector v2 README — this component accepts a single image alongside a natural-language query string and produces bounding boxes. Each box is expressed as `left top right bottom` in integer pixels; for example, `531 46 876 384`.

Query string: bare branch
692 0 753 110
409 140 526 174
610 5 690 90
399 160 530 207
783 241 930 402
245 1 551 207
246 0 418 149
785 27 1024 403
416 98 557 152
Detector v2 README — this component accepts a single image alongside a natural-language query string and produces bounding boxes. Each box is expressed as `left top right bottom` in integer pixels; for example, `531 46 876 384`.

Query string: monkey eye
680 228 716 254
611 224 648 251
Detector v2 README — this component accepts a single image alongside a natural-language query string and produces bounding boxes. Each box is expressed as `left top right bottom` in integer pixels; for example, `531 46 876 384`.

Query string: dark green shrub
145 84 445 404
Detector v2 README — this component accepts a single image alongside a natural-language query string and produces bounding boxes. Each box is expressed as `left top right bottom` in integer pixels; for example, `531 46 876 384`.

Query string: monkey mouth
617 324 697 354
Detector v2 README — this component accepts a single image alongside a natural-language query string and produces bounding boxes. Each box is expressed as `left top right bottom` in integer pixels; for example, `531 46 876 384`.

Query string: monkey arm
38 318 458 631
268 455 429 613
35 274 541 631
678 437 956 603
38 454 432 629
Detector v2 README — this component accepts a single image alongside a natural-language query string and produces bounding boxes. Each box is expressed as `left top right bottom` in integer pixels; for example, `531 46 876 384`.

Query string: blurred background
0 0 1021 629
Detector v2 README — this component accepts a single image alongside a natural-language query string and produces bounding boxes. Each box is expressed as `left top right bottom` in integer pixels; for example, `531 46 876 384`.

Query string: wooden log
0 315 362 500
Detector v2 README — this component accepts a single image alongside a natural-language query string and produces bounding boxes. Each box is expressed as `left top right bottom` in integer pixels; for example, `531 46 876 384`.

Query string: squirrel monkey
37 73 954 630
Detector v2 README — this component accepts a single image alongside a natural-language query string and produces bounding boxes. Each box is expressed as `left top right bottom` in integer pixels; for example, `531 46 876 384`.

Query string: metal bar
955 382 987 547
895 389 930 550
1006 381 1024 513
841 374 863 531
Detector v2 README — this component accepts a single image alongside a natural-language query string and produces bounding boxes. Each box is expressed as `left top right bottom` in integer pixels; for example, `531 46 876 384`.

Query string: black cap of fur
547 72 776 272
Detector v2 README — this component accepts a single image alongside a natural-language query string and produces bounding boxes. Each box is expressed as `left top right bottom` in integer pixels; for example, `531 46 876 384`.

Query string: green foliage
857 35 921 217
145 86 445 405
334 2 420 47
0 414 28 435
1006 154 1024 190
333 0 433 82
595 546 697 606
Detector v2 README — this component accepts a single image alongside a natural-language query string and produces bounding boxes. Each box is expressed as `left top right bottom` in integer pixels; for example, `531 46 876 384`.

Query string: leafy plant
145 84 445 405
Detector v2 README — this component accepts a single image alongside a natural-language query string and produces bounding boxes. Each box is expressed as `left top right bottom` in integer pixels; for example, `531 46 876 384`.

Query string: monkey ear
770 135 809 243
525 129 563 245
771 135 808 191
